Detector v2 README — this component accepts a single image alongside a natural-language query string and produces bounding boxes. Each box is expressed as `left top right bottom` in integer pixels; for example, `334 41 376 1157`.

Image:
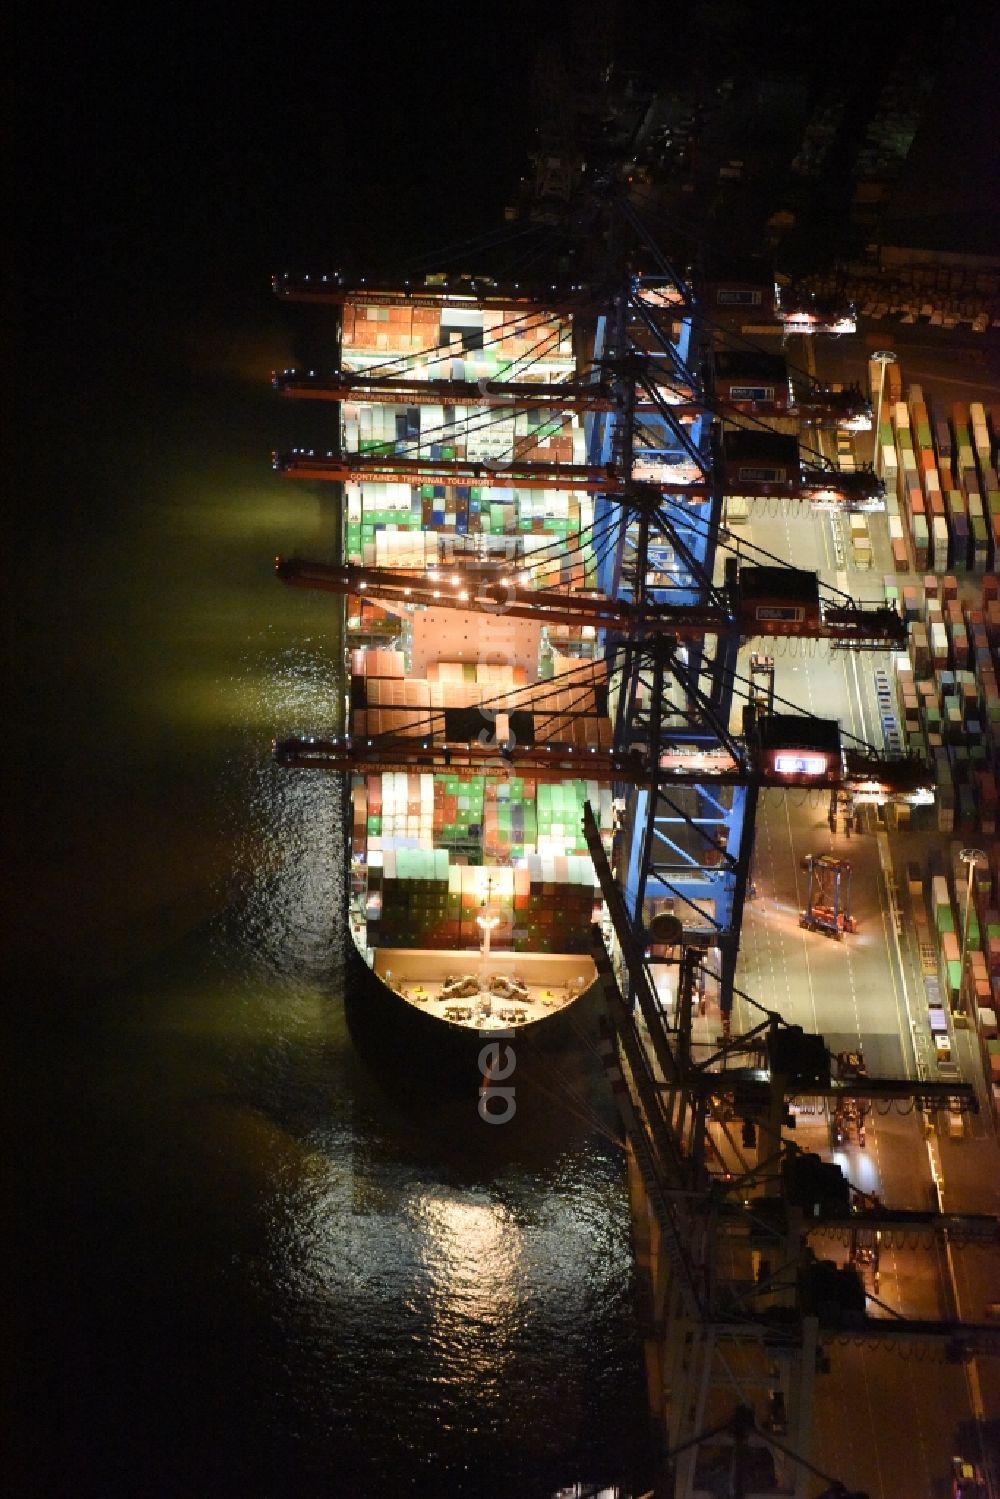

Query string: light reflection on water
252 1128 645 1494
15 306 651 1499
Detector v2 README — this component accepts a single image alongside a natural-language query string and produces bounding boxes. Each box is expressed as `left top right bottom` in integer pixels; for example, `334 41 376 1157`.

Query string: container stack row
350 655 612 750
356 771 613 865
367 852 599 954
344 402 584 468
875 384 999 575
908 847 1000 1113
882 571 1000 835
341 302 575 371
345 481 592 575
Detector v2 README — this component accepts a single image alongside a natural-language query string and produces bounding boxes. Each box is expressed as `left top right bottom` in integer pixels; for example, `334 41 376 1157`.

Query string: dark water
11 288 651 1496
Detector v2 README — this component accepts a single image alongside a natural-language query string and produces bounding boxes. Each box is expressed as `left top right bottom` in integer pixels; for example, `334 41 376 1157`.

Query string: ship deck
370 946 596 1031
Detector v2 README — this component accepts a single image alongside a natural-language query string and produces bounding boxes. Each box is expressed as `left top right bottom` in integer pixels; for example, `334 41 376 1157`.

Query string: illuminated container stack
888 572 1000 834
889 398 928 571
344 403 585 466
908 839 1000 1075
928 868 962 1008
884 379 999 576
344 481 593 571
358 771 613 863
961 849 1000 1120
339 293 592 573
366 852 599 954
353 755 615 954
341 301 574 369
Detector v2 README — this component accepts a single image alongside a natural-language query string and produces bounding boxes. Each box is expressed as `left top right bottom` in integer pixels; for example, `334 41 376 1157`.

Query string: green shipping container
936 905 955 934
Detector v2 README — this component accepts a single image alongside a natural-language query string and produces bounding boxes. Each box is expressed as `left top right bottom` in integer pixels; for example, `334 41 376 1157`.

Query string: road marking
876 832 916 1080
859 1347 888 1499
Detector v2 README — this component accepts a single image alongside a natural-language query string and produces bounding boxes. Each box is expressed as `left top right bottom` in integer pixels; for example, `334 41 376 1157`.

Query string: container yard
861 349 1000 1135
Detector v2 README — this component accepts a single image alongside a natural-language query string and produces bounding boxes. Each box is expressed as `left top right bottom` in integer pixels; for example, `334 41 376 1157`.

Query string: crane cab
703 254 776 325
722 430 800 497
714 350 789 414
739 566 821 635
755 714 842 784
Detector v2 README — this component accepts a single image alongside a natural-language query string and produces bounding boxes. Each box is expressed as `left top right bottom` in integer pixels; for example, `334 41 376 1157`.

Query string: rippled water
13 295 650 1496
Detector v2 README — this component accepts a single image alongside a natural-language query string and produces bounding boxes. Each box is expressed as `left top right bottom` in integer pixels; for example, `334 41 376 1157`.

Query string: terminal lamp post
871 350 897 476
958 847 988 1013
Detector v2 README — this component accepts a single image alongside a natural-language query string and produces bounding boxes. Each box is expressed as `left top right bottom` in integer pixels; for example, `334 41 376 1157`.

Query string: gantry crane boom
272 449 883 506
272 272 589 314
272 369 869 429
273 370 618 410
274 557 908 648
274 733 931 800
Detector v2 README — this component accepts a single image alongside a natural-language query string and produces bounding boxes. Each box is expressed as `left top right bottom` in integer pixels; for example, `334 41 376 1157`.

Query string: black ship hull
342 936 604 1099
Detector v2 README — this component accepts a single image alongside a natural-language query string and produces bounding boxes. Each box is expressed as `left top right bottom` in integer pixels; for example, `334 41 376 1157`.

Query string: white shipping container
932 516 949 569
442 308 485 328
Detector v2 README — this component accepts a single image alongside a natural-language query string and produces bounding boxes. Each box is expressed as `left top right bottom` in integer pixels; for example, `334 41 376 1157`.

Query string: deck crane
581 801 996 1499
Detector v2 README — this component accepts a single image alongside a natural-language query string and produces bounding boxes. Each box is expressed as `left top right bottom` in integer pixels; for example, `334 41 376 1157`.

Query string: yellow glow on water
150 651 341 732
159 311 296 387
153 484 333 540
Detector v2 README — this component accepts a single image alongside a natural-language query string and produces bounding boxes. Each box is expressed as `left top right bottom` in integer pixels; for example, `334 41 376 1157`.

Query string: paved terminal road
727 489 1000 1496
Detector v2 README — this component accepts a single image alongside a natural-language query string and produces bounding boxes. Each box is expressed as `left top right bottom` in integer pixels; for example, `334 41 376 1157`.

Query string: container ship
269 257 918 1072
272 278 622 1056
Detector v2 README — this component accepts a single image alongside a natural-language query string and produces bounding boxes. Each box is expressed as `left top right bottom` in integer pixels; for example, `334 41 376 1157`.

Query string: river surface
11 281 651 1497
